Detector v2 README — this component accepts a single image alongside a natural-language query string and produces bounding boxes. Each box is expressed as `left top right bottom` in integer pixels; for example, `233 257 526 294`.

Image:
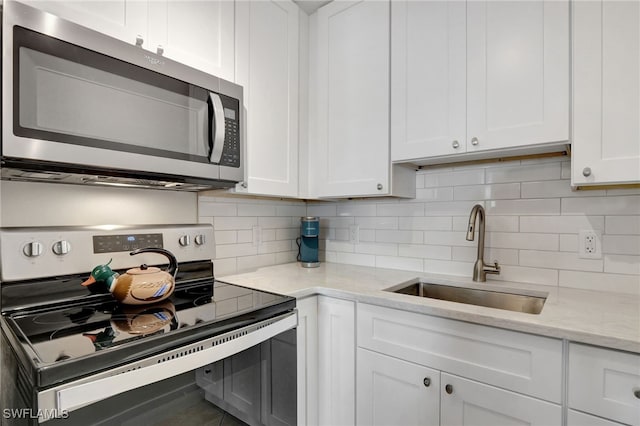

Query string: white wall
0 181 197 226
309 157 640 295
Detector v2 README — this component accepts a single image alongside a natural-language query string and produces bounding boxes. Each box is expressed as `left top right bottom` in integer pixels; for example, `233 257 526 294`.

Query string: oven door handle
50 311 297 414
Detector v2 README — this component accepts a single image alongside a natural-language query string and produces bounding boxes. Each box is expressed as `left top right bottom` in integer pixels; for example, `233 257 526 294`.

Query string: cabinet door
223 345 262 423
357 348 440 426
572 0 640 186
147 1 234 81
297 297 319 426
235 0 299 197
313 0 391 197
391 0 466 161
26 0 147 45
318 296 355 426
466 0 569 152
440 373 562 426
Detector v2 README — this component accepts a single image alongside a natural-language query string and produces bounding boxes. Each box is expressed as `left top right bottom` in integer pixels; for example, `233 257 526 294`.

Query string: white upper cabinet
391 0 569 163
234 0 300 198
572 0 640 186
23 0 148 45
147 1 235 81
27 1 235 80
311 0 415 198
391 1 466 160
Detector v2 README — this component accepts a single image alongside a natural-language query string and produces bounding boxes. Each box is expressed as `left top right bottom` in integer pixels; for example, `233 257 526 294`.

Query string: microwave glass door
14 26 237 165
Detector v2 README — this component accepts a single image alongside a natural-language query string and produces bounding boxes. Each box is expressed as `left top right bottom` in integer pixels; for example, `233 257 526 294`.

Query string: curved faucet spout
466 204 500 282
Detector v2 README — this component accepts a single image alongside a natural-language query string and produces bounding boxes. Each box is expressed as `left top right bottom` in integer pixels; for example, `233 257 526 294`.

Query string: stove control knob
194 234 206 246
23 241 44 258
178 235 191 247
52 240 72 256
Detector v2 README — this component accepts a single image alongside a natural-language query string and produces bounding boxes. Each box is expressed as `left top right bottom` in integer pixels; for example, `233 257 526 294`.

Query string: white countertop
219 262 640 354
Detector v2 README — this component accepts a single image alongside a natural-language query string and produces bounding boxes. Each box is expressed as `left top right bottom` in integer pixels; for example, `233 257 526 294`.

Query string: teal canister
297 217 320 268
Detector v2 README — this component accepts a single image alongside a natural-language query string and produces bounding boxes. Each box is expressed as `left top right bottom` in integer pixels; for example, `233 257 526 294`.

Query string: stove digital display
93 233 163 253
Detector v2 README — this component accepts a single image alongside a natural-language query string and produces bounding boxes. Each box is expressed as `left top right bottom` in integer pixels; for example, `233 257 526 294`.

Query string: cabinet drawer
569 343 640 426
568 410 626 426
357 303 562 402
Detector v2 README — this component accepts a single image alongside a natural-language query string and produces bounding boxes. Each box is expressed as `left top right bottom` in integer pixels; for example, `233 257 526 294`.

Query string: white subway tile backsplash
486 232 559 251
200 158 640 293
485 199 560 215
520 215 605 234
454 183 521 200
215 230 237 245
562 196 640 215
521 180 605 198
337 203 378 217
451 247 519 266
398 244 452 260
452 215 519 232
376 230 423 244
334 252 376 267
604 255 640 275
416 187 455 201
424 231 476 247
422 169 485 187
559 235 578 252
307 203 338 217
376 256 423 272
519 250 603 272
486 162 561 183
602 235 640 255
399 216 452 231
214 217 258 230
423 259 473 276
276 204 307 217
199 202 237 217
606 216 640 235
423 201 482 216
355 216 399 230
377 203 424 216
237 203 277 217
216 243 258 259
355 242 399 256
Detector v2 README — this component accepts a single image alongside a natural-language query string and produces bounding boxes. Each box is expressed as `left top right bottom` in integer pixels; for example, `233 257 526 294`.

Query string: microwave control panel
219 95 241 168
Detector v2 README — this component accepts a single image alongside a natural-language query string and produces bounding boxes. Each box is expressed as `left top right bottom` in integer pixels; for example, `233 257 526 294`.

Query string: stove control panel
0 224 215 282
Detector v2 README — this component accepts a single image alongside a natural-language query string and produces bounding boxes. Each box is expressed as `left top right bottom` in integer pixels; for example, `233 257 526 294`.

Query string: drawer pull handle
423 377 431 387
634 388 640 399
445 384 453 394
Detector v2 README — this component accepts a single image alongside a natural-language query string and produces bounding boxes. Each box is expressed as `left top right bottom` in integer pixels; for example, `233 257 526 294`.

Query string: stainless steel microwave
1 1 244 191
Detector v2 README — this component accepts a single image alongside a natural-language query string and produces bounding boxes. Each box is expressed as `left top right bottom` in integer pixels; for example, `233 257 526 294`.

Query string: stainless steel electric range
0 225 297 426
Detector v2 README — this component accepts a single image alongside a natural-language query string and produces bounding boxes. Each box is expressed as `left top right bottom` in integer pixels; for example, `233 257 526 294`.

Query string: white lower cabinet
568 343 640 426
440 373 561 426
318 296 356 426
357 348 440 426
356 303 563 426
297 296 319 426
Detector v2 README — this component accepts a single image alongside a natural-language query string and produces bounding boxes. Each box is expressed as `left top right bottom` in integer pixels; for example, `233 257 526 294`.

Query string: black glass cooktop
1 278 295 388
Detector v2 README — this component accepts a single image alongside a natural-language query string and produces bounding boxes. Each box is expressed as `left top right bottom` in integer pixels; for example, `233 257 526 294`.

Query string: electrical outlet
349 225 359 244
578 230 602 259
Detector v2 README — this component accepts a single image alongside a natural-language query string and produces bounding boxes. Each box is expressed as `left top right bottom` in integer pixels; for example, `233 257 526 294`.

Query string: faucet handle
485 260 500 275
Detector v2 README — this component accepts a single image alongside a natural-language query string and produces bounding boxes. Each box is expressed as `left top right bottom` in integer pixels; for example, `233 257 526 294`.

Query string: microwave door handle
209 93 226 164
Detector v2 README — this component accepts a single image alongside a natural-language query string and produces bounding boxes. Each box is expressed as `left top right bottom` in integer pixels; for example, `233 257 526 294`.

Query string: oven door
2 1 243 183
5 312 297 426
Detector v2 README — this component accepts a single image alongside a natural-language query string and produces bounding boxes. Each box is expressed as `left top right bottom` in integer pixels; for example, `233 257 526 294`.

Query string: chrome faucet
466 204 500 282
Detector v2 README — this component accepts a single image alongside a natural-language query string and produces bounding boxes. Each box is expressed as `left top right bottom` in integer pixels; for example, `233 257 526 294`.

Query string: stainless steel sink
386 281 547 314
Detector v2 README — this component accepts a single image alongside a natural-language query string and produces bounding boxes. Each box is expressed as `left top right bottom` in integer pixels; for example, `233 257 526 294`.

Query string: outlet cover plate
578 230 602 259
